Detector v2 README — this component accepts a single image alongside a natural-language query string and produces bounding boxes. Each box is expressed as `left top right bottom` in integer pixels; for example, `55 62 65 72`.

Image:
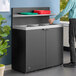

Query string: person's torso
69 0 76 19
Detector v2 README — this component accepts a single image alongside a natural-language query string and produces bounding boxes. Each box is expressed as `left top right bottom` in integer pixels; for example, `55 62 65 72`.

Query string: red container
34 10 51 14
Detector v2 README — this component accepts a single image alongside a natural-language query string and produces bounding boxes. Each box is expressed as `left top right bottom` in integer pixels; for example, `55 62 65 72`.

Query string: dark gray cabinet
12 7 63 73
26 29 46 72
12 26 63 73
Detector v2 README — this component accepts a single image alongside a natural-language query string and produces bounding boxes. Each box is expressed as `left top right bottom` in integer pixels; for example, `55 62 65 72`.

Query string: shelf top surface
13 14 55 17
13 24 62 30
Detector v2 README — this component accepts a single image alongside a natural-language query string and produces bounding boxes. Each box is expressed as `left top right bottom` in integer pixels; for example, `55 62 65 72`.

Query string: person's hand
49 18 55 24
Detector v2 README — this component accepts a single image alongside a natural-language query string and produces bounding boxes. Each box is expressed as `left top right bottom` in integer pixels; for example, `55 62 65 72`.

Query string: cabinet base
12 63 63 73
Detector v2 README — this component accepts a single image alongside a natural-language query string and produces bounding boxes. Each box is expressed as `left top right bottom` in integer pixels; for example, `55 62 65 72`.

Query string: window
60 0 69 21
0 0 10 12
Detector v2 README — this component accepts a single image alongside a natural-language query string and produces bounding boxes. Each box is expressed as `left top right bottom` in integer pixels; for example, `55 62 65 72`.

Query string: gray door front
46 27 63 67
26 29 46 72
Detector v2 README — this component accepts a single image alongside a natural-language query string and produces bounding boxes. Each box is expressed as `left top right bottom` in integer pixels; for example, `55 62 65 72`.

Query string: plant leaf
0 40 9 51
0 51 4 55
0 33 8 37
3 25 11 35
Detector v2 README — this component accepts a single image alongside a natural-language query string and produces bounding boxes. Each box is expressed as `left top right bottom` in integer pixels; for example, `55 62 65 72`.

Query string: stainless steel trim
13 25 63 30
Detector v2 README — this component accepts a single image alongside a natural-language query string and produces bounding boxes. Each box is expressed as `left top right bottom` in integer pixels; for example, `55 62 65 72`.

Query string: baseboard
5 65 12 71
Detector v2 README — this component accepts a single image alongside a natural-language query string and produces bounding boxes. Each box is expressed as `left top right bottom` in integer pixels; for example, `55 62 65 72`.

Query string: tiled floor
4 51 76 76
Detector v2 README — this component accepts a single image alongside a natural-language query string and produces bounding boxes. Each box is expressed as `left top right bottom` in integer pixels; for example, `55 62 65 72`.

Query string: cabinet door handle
42 29 49 30
42 29 46 30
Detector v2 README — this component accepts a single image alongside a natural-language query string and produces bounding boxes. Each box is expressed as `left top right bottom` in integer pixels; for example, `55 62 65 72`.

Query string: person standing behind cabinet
49 0 76 67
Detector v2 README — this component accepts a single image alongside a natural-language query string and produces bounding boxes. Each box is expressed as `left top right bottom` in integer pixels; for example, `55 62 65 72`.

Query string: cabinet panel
12 29 26 73
26 29 45 72
46 27 63 67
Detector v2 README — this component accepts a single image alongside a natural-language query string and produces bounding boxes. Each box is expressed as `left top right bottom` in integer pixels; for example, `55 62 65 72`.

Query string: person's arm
55 0 74 20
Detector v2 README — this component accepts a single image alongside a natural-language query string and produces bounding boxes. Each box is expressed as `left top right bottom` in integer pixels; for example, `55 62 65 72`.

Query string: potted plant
0 15 11 76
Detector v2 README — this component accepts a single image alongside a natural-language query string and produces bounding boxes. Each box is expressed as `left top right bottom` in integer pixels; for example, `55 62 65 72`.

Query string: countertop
13 24 63 30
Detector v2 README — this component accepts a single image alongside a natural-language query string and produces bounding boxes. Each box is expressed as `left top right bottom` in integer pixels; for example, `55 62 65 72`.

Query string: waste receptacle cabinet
12 8 63 73
12 26 63 73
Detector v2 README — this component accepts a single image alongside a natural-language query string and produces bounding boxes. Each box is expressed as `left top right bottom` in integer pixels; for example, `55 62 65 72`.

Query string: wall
0 0 60 65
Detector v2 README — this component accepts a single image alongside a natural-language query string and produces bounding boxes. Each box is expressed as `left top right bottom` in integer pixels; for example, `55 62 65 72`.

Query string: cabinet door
26 29 45 72
46 27 63 67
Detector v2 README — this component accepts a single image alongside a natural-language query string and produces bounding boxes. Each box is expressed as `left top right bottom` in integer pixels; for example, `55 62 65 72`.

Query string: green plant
0 15 11 59
60 0 69 21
